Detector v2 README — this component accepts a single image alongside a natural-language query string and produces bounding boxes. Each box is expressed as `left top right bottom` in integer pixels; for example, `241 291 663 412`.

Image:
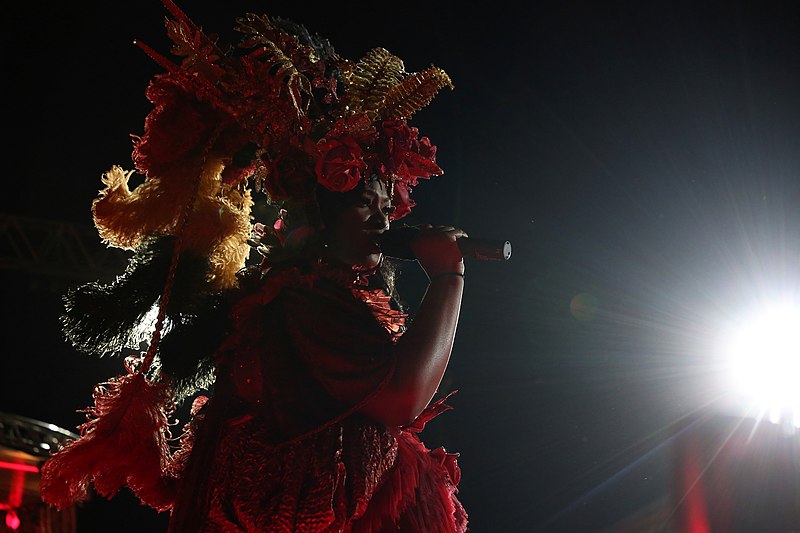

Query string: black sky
3 1 800 531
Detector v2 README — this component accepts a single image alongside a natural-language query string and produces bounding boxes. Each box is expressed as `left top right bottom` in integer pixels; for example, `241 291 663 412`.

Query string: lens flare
720 304 800 424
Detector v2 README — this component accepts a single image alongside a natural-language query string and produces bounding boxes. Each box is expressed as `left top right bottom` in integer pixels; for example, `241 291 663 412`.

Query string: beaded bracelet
429 272 465 282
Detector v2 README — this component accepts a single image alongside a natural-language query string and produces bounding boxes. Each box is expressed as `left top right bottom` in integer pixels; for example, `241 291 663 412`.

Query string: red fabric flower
390 180 415 220
378 119 443 186
315 136 367 192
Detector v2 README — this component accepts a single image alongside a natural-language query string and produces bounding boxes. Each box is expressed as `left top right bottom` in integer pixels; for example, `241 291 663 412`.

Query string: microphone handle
379 226 512 261
459 237 513 261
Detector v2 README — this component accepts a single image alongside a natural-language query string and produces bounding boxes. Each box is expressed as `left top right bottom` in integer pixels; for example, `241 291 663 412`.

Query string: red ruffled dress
167 265 467 532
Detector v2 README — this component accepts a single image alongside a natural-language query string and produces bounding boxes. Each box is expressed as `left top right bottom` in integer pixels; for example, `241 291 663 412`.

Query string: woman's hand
410 224 468 279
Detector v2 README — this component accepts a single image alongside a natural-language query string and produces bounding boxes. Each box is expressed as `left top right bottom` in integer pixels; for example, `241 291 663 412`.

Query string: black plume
61 235 212 357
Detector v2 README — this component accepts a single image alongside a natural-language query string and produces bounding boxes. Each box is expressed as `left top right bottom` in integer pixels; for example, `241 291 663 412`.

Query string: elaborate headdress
95 0 452 288
40 0 452 512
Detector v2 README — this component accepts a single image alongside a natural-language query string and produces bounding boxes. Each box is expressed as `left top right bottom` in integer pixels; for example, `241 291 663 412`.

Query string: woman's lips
364 231 384 253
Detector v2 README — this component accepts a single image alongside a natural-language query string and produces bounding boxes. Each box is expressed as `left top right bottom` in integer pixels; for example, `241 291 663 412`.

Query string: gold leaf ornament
346 48 407 118
381 66 454 120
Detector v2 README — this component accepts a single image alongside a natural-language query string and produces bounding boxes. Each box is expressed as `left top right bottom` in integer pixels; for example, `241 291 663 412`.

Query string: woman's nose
369 208 390 230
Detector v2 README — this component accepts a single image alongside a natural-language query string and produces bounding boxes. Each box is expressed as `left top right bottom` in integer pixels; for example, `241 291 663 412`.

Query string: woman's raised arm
359 225 467 426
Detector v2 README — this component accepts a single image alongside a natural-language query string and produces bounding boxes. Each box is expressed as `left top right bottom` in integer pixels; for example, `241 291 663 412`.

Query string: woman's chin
330 245 382 269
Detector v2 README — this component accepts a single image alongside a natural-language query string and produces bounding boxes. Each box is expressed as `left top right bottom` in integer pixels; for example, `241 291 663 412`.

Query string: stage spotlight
718 303 800 426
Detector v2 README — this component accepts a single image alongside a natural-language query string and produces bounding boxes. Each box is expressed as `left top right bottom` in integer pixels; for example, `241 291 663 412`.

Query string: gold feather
381 66 454 120
347 48 406 118
92 159 253 290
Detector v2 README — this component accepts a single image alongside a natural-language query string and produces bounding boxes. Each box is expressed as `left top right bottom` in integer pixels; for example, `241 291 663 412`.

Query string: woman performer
40 2 468 531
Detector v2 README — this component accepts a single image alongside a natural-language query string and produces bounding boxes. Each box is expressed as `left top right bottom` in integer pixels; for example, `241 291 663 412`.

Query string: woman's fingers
409 225 468 276
416 225 467 238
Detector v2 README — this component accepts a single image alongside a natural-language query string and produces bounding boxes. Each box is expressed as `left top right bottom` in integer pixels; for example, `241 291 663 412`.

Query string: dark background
3 1 800 531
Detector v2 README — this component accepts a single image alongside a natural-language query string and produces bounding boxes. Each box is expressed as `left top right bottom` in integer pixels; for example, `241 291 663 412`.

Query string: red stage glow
0 462 39 473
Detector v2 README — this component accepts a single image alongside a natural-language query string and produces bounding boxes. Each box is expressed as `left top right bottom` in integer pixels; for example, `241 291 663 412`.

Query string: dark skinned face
326 180 395 269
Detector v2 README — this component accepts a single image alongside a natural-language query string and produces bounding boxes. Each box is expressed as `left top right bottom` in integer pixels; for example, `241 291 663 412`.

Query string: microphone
379 225 512 261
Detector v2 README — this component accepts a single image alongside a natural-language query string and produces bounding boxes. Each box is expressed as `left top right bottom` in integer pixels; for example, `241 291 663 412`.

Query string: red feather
40 369 177 512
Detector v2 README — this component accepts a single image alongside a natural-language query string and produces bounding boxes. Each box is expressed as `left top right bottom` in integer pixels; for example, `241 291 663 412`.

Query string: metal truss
0 213 128 281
